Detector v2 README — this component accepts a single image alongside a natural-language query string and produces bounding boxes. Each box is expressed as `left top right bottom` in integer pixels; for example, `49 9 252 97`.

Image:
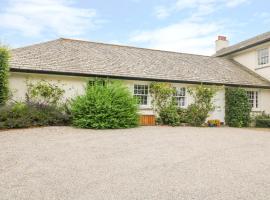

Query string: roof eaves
10 67 270 89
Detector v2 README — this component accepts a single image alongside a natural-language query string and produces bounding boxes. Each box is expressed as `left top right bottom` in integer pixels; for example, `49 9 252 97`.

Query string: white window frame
247 90 259 110
173 87 187 108
258 48 269 66
133 84 149 107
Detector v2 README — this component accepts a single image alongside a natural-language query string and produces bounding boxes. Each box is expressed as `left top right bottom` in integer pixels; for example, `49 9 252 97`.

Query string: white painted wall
9 72 270 123
259 89 270 113
232 41 270 80
9 72 227 122
9 72 88 102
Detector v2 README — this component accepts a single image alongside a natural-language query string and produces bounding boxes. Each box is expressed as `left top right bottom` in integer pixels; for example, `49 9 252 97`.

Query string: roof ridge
11 39 61 51
59 37 213 58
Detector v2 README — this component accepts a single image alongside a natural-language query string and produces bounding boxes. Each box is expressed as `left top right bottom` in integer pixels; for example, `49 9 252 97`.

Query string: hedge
256 118 270 128
225 87 251 127
255 114 270 128
0 46 9 105
0 102 70 129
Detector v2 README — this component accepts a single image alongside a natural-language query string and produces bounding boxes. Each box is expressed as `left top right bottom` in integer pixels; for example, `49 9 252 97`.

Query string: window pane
258 48 269 65
247 91 259 109
134 84 148 105
173 87 186 107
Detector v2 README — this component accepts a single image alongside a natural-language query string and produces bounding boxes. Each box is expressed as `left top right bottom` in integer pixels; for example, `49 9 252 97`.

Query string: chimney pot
218 36 227 41
215 35 229 52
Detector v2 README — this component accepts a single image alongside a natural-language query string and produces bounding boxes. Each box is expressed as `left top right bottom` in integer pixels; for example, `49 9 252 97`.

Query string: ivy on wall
0 46 10 105
225 87 251 127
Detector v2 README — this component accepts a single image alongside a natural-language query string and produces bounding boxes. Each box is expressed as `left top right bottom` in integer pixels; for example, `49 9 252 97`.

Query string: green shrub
177 108 189 123
149 82 175 114
225 88 251 127
185 104 209 126
150 82 179 126
159 102 180 126
70 79 139 129
0 80 70 129
0 46 10 105
26 80 64 105
0 102 70 129
256 118 270 128
255 113 270 128
186 85 217 126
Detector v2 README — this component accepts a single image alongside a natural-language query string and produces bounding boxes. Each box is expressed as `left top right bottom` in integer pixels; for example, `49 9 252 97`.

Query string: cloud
226 0 250 7
133 0 249 55
130 21 227 55
0 0 100 37
154 6 171 19
154 0 249 19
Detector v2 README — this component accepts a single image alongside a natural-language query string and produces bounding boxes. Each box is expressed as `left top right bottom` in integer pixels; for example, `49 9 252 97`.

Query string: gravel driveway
1 126 270 200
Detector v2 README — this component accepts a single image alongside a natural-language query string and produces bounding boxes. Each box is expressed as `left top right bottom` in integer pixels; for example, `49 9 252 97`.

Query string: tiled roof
10 38 270 88
214 31 270 57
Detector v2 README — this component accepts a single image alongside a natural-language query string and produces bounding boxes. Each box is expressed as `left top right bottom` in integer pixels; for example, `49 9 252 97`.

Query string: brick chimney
215 35 229 52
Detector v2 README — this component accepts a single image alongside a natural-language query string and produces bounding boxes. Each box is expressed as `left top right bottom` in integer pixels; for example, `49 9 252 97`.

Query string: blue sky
0 0 269 55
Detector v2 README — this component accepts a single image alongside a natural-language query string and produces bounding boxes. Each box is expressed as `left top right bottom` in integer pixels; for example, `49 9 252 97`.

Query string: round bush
71 80 139 129
159 102 180 126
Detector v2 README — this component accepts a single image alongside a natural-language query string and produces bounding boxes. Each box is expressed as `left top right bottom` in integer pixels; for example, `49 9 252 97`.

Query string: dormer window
258 48 269 65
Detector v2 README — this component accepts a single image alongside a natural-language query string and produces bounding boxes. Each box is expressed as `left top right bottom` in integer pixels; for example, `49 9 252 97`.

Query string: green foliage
71 79 139 129
150 82 179 125
150 83 216 127
26 80 65 105
225 87 251 127
150 82 175 114
0 80 70 129
255 113 270 128
177 108 189 123
0 102 70 129
186 85 217 126
185 104 208 126
159 102 180 126
0 46 10 105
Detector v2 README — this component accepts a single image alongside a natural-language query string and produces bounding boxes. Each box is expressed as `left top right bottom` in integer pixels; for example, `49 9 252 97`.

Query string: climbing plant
225 87 251 127
149 82 175 114
186 85 217 126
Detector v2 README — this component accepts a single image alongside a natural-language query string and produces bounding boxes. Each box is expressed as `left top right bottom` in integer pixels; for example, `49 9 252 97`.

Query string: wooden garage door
140 115 156 126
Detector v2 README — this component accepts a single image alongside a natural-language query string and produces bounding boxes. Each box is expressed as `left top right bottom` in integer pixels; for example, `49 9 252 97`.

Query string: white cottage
9 32 270 125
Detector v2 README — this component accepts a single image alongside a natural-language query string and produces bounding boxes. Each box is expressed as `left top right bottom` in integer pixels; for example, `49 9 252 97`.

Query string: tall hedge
0 46 10 105
71 79 139 129
225 87 251 127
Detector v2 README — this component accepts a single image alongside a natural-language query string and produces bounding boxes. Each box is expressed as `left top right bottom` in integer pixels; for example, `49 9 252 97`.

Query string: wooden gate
140 115 156 126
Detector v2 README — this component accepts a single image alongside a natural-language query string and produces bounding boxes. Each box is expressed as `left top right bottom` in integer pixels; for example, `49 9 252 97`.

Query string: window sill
139 106 152 110
251 108 262 112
